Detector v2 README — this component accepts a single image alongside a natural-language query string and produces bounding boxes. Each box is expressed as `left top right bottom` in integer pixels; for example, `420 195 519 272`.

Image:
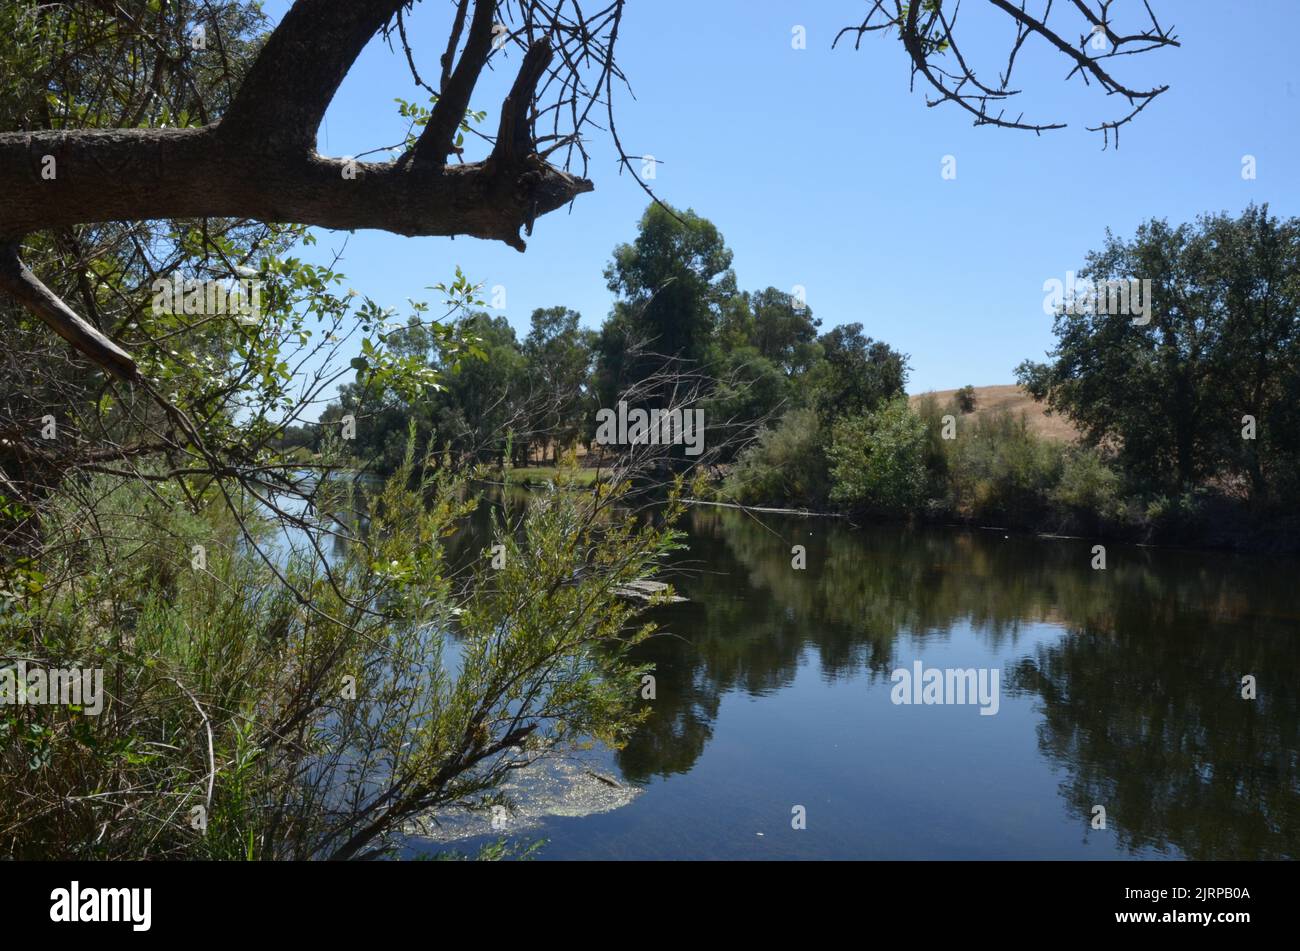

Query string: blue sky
271 0 1299 399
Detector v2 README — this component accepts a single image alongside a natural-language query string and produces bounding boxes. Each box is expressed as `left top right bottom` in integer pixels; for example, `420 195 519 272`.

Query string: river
403 498 1299 860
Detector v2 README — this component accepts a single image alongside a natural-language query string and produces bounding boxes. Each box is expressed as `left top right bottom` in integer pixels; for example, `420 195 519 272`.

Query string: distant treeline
301 202 1300 552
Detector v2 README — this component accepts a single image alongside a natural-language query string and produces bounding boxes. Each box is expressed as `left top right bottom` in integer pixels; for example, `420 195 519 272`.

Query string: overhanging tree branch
834 0 1178 145
0 0 600 381
3 0 1177 383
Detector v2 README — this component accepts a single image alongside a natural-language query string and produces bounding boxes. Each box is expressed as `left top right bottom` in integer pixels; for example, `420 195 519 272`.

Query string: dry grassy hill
909 384 1080 443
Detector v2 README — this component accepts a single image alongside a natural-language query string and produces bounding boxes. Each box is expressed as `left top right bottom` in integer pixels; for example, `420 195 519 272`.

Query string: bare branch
0 240 140 382
835 0 1178 142
414 0 497 164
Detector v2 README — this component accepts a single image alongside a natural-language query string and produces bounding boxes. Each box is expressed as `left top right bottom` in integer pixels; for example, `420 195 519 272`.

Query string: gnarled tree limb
0 127 589 241
0 0 594 381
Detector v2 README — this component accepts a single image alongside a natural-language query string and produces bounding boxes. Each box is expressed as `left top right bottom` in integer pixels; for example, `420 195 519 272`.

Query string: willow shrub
941 410 1065 525
722 408 831 508
0 450 683 859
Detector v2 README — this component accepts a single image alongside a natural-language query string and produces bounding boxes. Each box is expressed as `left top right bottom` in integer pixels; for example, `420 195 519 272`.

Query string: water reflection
614 506 1299 859
310 482 1297 858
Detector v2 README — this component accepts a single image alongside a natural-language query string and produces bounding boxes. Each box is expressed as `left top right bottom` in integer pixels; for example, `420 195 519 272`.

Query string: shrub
912 392 952 499
827 398 929 516
944 410 1063 524
1 446 680 859
1052 446 1124 526
1144 490 1208 541
723 408 830 506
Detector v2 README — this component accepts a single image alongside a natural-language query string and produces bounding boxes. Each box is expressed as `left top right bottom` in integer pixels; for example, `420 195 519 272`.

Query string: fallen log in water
683 498 847 518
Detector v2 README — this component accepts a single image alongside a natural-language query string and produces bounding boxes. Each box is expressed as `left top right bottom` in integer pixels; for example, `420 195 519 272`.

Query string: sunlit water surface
390 500 1299 860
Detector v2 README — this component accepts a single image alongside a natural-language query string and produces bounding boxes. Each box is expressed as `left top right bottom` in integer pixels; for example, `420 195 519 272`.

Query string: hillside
909 384 1081 443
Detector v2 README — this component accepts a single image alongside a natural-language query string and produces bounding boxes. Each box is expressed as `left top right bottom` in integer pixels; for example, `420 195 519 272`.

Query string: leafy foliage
828 399 929 516
1018 204 1300 507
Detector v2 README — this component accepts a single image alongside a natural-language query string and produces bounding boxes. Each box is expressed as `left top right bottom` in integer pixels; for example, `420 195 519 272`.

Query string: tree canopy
1018 204 1300 505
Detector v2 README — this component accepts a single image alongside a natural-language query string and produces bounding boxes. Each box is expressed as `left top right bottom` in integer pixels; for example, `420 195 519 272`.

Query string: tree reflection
618 506 1298 858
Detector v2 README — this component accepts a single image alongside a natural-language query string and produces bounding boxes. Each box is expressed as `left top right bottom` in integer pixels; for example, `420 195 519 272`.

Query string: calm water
418 502 1300 860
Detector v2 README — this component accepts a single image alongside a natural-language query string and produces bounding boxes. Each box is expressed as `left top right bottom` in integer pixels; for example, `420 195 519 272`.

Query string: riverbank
695 493 1300 556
